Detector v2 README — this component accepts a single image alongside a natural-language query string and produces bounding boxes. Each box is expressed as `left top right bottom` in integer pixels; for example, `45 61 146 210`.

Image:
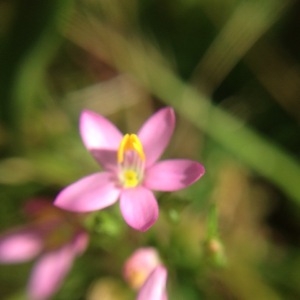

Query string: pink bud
123 247 161 290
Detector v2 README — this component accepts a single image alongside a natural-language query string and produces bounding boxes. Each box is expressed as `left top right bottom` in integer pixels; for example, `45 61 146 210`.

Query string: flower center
117 134 145 188
123 170 139 188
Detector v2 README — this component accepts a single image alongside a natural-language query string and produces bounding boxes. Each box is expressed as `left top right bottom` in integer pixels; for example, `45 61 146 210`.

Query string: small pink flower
123 247 161 290
54 107 205 231
123 247 168 300
0 199 88 300
137 266 168 300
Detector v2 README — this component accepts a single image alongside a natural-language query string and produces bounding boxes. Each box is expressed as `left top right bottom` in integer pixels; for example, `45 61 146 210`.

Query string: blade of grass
0 1 73 134
192 0 289 93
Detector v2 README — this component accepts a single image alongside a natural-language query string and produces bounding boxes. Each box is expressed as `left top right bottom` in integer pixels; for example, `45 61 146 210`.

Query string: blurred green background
1 0 300 299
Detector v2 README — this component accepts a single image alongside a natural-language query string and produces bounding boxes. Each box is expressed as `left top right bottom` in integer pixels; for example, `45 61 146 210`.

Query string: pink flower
54 107 205 231
123 247 168 300
0 199 88 300
137 266 168 300
123 247 162 290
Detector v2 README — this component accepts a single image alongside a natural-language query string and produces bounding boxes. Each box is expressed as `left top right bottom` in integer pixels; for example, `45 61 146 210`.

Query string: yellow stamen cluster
117 134 145 188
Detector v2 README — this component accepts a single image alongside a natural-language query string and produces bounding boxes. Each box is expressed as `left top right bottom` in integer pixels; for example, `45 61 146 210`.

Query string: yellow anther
118 134 145 163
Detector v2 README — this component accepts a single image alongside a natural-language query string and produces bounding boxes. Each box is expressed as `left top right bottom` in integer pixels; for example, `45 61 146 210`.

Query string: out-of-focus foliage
0 0 300 299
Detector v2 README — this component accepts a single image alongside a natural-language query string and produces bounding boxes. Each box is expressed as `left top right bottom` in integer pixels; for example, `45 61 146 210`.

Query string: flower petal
80 110 122 167
54 173 120 212
123 247 161 290
120 187 158 231
0 228 43 263
90 149 119 172
28 245 75 300
138 107 175 167
144 159 205 191
137 266 168 300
